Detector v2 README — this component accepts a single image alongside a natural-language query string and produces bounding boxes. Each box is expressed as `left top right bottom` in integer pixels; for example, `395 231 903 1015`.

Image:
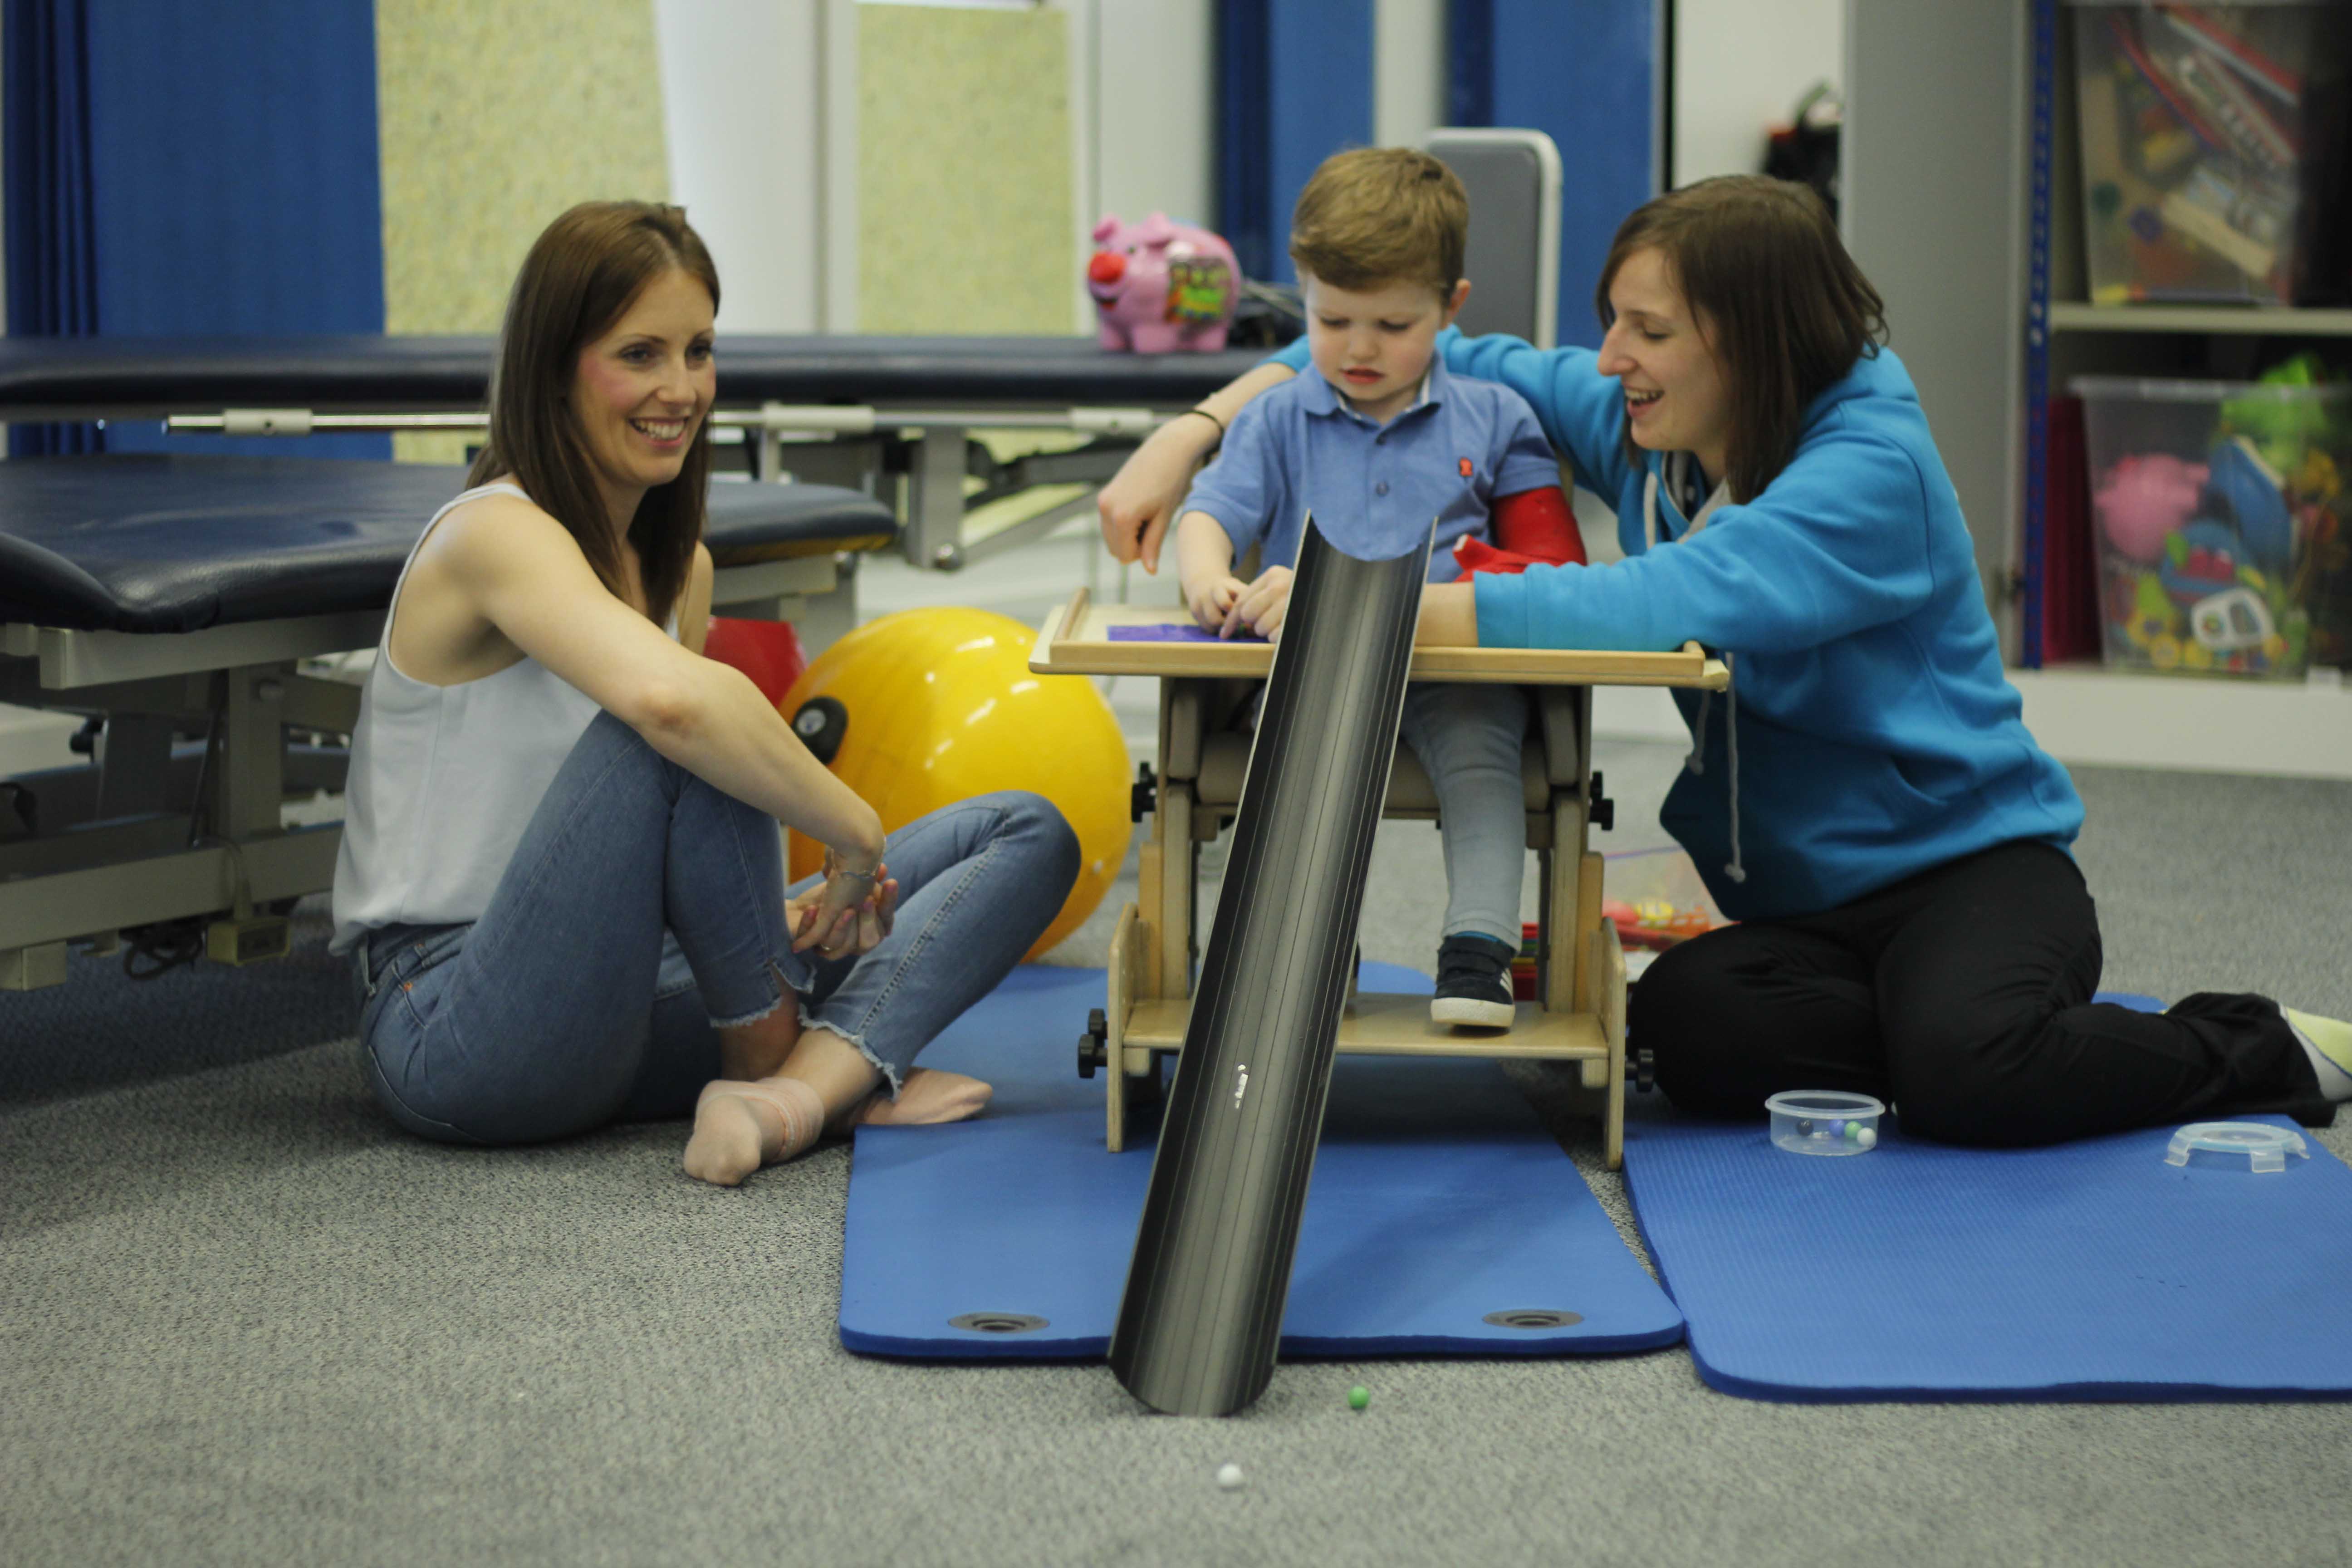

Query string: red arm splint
1453 484 1587 577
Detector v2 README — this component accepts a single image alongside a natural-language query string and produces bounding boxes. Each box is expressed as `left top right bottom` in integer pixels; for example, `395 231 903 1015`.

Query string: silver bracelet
823 848 878 884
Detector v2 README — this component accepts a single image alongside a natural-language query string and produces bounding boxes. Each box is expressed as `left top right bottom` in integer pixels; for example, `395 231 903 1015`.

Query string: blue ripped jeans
353 710 1079 1146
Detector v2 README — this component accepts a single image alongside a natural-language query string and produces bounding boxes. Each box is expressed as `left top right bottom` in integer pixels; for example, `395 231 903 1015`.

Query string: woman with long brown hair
1100 174 2348 1147
331 202 1076 1184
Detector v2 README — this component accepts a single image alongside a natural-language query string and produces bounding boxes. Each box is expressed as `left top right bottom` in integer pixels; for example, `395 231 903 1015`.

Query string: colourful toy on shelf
2081 356 2348 679
2187 585 2277 655
2204 436 2295 569
2293 448 2342 506
2220 353 2343 475
2093 452 2206 563
2081 5 2324 305
2158 519 2247 607
2112 568 2181 662
1086 213 1239 353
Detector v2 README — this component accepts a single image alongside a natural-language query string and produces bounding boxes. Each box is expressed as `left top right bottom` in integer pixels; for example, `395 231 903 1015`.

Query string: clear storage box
2074 370 2349 677
2071 1 2349 306
1765 1092 1884 1157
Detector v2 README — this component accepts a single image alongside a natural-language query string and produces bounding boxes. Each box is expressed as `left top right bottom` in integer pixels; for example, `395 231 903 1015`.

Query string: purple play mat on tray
1105 623 1265 643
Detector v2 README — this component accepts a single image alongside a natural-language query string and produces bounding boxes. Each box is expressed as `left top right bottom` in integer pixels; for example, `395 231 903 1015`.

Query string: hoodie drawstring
1720 653 1745 884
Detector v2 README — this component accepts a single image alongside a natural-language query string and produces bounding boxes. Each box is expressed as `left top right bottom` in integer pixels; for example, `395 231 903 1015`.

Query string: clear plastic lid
1764 1090 1885 1118
2164 1121 2311 1173
2068 376 2352 405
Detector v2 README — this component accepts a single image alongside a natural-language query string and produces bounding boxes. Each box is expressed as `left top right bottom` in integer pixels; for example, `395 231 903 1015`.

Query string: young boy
1169 147 1585 1029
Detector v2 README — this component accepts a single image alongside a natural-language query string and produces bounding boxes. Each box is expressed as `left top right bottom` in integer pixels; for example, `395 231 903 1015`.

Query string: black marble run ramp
1108 515 1432 1417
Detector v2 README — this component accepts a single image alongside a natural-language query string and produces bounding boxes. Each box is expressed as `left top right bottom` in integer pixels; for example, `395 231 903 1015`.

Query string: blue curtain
3 0 389 461
1217 0 1656 325
1446 0 1494 130
5 0 103 455
1217 0 1374 287
1215 0 1273 280
1452 0 1664 349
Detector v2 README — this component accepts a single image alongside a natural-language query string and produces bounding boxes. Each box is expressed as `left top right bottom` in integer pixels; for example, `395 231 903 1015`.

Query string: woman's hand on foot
789 868 897 960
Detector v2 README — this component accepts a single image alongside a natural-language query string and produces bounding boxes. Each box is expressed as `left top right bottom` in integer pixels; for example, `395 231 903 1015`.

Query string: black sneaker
1431 933 1518 1029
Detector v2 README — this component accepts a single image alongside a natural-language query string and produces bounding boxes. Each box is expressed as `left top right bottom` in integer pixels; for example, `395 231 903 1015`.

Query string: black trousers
1628 839 2332 1147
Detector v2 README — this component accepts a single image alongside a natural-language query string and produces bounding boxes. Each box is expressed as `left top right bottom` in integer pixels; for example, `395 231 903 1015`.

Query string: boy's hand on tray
1226 565 1294 642
1186 573 1250 635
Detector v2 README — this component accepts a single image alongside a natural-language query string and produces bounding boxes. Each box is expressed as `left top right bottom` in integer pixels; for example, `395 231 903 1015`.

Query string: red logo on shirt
1459 457 1474 478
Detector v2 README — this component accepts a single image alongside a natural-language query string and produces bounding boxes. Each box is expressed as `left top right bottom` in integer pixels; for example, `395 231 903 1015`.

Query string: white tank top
329 482 675 953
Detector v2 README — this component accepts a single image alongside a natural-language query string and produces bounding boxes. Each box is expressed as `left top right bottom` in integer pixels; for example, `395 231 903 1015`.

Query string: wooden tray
1029 587 1728 687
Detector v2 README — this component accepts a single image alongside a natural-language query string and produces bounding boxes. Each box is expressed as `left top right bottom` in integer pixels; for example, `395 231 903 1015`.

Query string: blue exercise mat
1622 993 2352 1401
840 963 1685 1360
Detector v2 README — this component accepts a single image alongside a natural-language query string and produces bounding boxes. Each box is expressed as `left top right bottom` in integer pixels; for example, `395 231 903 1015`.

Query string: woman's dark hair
1595 176 1887 503
467 201 720 627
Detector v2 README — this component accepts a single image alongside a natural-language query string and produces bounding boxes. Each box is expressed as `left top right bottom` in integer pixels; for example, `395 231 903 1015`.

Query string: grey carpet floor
5 749 2350 1568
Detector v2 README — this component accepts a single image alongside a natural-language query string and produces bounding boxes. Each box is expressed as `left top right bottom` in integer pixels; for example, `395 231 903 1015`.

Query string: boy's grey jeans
1396 681 1530 949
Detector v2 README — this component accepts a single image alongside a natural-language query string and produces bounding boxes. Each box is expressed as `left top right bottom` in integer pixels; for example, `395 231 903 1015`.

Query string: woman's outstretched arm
1096 361 1297 572
1415 581 1478 647
438 494 886 864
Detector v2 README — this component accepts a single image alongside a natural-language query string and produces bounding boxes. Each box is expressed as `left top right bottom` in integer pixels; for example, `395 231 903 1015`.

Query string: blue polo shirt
1181 355 1561 582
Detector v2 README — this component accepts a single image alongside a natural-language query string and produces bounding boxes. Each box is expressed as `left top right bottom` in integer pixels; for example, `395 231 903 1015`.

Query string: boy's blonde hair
1288 147 1468 297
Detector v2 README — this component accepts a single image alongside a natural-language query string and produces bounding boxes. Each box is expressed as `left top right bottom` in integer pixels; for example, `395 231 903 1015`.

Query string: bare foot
682 1077 824 1187
847 1068 993 1129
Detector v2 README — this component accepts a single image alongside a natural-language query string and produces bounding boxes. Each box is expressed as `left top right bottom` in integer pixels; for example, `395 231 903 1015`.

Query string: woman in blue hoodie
1101 175 2348 1146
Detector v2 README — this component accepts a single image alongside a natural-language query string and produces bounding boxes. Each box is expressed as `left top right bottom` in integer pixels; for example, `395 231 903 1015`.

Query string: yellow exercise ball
779 607 1130 961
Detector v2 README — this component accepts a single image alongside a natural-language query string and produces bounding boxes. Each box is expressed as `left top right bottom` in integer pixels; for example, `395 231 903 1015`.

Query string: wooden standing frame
1033 588 1725 1169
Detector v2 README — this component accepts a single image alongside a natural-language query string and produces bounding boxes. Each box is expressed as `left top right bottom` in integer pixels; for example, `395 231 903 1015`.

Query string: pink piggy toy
1088 213 1239 353
2093 453 2208 564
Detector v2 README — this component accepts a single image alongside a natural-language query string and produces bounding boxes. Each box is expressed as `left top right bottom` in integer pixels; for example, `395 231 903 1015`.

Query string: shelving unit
2047 303 2352 334
1843 2 2350 779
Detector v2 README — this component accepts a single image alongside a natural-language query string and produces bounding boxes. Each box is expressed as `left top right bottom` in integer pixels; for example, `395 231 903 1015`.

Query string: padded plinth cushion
0 333 1269 415
0 456 893 634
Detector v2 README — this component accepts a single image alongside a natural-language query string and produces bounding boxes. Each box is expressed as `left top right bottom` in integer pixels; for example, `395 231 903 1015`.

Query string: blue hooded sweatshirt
1269 330 2083 921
